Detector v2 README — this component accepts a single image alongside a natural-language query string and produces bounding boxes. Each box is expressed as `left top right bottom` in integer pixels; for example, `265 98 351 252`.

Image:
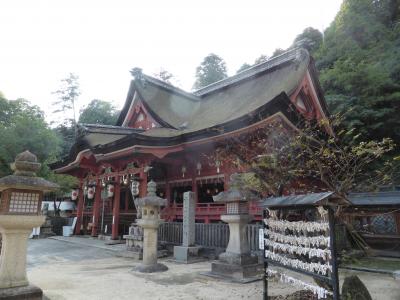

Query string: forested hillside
315 0 400 143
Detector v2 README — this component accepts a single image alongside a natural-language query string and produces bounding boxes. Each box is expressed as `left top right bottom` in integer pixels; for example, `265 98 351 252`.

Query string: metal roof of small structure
348 191 400 207
260 192 350 208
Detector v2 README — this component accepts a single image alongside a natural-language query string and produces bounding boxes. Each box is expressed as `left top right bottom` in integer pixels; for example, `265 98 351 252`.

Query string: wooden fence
158 222 263 252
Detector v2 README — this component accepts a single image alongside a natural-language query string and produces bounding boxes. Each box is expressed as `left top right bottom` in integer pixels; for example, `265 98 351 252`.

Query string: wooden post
329 207 340 300
91 179 102 237
139 166 147 197
263 208 268 300
75 180 84 235
112 177 121 240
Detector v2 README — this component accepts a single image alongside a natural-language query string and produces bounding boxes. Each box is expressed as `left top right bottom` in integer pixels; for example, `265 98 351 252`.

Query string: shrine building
51 48 329 239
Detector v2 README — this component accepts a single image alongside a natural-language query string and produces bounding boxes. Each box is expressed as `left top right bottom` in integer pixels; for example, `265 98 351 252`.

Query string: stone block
182 192 195 247
218 252 258 266
0 284 43 300
174 246 202 263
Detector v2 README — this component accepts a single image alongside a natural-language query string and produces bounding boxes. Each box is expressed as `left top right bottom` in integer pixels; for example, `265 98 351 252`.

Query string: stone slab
218 252 258 266
210 261 263 281
0 284 43 300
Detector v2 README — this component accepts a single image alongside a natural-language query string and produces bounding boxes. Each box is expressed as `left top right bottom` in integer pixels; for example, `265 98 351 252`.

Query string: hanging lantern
181 165 187 178
130 180 140 197
71 189 79 200
123 175 129 185
215 160 221 173
84 185 88 196
107 184 115 197
101 179 106 188
196 162 202 175
87 187 95 199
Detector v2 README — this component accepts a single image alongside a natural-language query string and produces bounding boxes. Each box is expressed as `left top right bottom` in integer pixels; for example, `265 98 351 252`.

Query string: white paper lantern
71 189 79 201
107 184 114 197
87 187 95 199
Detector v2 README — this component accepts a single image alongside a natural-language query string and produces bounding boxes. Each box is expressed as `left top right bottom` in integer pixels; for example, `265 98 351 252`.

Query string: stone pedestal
133 219 167 272
0 285 43 300
0 215 45 289
210 214 261 282
131 181 168 273
174 192 202 263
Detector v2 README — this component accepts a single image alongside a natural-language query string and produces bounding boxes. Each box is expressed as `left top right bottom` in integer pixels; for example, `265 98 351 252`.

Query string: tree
271 48 286 57
79 99 119 125
236 63 252 74
314 0 400 144
154 69 174 84
254 54 269 65
292 27 323 54
0 97 61 177
208 112 397 201
52 73 80 130
193 54 228 90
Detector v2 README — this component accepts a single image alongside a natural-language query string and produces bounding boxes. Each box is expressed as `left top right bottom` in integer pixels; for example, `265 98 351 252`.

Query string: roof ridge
132 72 200 101
194 48 308 96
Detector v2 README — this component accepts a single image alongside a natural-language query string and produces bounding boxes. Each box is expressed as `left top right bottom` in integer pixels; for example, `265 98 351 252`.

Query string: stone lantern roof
135 180 167 207
0 150 59 192
213 173 259 203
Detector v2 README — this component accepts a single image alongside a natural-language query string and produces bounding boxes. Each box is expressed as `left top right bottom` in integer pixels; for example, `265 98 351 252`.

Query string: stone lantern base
0 284 43 300
206 214 263 283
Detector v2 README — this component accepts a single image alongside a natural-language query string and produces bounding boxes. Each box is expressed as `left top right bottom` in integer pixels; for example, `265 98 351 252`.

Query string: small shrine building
51 48 329 239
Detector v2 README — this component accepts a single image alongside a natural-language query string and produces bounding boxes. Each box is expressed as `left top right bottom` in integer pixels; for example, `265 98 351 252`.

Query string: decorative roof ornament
130 67 147 87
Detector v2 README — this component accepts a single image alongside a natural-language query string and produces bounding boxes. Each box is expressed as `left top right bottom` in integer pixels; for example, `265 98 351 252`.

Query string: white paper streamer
264 219 329 234
265 239 331 261
265 229 330 248
265 250 332 275
266 269 332 299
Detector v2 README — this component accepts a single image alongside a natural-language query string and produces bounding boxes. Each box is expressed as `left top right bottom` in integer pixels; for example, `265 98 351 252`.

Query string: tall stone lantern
133 180 168 273
210 173 262 282
0 151 58 299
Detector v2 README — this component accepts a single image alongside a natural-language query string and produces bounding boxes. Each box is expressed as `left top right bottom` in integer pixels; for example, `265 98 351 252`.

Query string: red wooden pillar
192 177 198 222
139 166 147 197
111 177 121 240
75 180 84 235
91 179 102 237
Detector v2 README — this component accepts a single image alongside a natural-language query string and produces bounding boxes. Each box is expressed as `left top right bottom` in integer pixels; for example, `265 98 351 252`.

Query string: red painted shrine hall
51 48 329 239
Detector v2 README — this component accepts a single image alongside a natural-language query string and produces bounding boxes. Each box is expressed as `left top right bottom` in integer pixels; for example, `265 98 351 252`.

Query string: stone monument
173 191 202 263
209 173 262 282
123 223 144 259
0 151 59 299
132 180 168 273
39 203 56 238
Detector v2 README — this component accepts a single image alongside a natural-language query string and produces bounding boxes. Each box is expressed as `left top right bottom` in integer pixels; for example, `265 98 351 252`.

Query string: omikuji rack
260 192 350 300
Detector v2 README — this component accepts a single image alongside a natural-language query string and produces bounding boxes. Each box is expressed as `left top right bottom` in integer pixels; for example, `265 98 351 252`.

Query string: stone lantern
133 180 168 273
0 151 58 298
210 173 262 282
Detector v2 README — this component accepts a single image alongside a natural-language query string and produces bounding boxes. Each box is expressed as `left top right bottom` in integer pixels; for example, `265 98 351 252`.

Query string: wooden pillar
75 180 84 235
139 166 148 197
112 177 121 240
91 179 102 237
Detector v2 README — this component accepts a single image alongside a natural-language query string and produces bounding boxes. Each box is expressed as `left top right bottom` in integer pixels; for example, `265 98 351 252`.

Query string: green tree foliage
254 54 269 65
0 95 77 194
271 48 286 57
193 53 228 89
79 99 119 125
315 0 400 144
236 63 252 74
0 97 61 177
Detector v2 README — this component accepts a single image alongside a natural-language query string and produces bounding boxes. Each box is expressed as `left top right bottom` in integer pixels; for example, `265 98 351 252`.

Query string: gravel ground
26 239 400 300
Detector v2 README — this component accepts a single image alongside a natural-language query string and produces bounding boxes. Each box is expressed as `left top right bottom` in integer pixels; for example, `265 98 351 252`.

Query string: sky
0 0 343 124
